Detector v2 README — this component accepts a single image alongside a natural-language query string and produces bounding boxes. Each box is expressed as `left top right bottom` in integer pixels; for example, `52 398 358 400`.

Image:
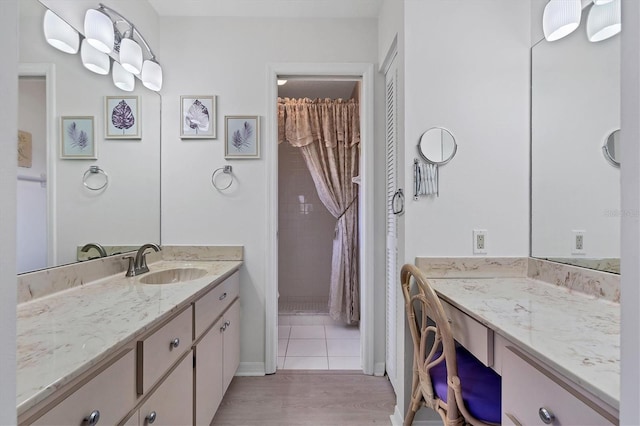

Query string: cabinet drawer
31 349 136 426
502 347 615 425
194 271 239 339
440 299 493 366
139 351 193 426
137 306 193 395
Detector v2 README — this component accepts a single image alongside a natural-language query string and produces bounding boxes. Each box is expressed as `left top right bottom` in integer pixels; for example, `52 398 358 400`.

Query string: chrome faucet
124 243 161 277
81 243 108 259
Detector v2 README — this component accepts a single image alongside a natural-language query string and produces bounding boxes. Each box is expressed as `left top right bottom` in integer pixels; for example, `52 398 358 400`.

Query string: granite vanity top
16 260 242 416
429 277 620 409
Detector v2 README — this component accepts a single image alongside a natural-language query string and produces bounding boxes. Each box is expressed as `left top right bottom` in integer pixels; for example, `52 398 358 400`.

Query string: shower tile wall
278 141 336 312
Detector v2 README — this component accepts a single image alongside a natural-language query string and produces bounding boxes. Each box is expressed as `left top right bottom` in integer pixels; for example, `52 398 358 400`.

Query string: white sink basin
139 267 208 285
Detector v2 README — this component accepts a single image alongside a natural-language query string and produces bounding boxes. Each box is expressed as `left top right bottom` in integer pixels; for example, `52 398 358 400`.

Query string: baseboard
374 362 386 377
235 362 265 376
389 405 441 426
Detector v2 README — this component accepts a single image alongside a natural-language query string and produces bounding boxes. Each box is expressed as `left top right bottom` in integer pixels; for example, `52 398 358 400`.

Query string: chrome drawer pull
84 410 100 426
170 337 180 349
146 411 157 424
225 320 231 327
219 292 228 301
539 407 555 424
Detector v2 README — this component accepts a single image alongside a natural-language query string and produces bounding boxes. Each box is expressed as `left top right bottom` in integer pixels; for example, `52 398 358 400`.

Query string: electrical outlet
473 230 487 254
572 230 586 254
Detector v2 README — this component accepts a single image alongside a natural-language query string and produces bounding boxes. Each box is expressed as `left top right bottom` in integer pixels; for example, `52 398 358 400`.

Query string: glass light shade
587 0 621 42
81 39 110 75
112 61 135 91
277 79 288 86
593 0 614 5
543 0 582 41
120 38 143 75
142 60 163 91
84 9 114 53
43 10 79 54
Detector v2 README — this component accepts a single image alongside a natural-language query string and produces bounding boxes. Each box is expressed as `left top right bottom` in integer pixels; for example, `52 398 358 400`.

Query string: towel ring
211 165 234 191
83 166 109 191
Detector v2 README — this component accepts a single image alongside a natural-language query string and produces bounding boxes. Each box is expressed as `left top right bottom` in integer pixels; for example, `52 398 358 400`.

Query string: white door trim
18 63 57 268
265 62 375 375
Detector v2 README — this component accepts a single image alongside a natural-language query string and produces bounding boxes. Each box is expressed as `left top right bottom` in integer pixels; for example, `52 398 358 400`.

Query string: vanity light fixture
43 10 79 54
81 39 110 75
277 79 288 86
543 0 582 42
112 61 135 91
42 3 163 91
587 0 621 42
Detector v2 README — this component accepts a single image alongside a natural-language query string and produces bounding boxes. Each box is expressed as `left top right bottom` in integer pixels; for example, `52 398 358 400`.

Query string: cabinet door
139 351 193 426
194 317 224 426
222 299 240 392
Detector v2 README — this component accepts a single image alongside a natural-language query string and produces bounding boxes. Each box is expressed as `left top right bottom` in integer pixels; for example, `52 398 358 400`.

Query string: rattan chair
400 264 501 426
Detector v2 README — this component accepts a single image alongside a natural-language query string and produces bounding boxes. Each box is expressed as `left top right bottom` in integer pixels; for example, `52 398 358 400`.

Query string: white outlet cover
473 229 488 255
571 230 586 255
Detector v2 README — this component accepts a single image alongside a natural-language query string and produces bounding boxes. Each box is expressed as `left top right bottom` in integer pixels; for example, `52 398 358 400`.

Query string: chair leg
403 383 423 426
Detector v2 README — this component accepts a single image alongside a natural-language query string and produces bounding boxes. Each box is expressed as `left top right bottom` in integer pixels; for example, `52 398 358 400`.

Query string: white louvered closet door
385 55 399 390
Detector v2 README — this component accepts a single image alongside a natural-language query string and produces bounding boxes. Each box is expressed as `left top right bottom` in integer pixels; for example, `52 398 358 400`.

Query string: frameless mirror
17 0 161 274
603 129 621 167
418 127 457 165
531 5 620 274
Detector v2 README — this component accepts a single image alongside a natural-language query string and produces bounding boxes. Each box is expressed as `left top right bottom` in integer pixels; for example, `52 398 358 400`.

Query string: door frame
265 62 376 374
18 62 57 268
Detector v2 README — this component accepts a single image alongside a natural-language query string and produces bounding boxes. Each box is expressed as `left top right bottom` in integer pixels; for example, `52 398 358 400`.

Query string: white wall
17 78 48 273
0 0 18 422
159 16 380 370
20 0 161 267
404 0 530 259
620 1 640 423
532 24 620 259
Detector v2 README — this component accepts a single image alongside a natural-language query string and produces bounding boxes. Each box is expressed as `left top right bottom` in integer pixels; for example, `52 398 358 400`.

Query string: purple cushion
430 346 501 424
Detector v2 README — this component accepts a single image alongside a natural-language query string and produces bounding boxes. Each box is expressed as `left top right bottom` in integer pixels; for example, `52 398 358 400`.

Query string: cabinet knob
146 411 157 424
170 337 180 349
84 410 100 426
538 407 555 424
219 292 228 301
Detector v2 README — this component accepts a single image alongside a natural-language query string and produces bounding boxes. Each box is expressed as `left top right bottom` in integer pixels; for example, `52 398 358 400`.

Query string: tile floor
277 323 361 370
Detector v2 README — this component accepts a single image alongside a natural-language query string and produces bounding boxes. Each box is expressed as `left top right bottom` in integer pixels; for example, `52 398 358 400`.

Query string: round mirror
418 127 457 165
602 129 620 167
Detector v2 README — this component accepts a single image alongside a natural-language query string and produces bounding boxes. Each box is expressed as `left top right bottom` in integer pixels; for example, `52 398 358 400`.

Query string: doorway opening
265 63 376 376
277 79 361 370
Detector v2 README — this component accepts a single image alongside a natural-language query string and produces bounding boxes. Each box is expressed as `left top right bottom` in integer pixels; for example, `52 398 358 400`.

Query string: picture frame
180 95 216 139
60 116 96 159
225 115 260 159
105 96 140 139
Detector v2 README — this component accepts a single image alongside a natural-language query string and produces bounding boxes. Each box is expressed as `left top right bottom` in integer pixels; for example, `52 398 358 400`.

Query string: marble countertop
429 277 620 409
16 260 242 416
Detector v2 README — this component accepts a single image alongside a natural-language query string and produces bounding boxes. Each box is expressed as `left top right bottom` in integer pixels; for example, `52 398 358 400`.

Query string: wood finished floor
211 371 396 425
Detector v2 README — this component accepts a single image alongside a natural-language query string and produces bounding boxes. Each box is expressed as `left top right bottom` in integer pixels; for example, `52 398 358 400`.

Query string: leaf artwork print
112 100 135 134
232 121 253 152
67 122 89 150
185 100 210 134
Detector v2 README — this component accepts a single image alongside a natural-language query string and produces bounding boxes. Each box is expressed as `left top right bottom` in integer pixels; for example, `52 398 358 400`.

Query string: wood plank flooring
211 371 396 425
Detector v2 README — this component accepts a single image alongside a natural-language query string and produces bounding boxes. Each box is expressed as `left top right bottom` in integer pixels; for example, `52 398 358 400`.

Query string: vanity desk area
16 246 243 426
416 257 620 425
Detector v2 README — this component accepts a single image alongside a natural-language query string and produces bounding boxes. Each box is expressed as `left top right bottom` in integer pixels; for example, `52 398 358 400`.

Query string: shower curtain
278 97 360 324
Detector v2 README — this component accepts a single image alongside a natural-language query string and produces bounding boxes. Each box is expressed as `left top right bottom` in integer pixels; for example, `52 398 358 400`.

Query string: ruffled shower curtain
278 97 360 324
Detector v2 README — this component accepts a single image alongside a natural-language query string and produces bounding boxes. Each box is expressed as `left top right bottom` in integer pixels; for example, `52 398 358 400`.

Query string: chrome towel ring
211 165 234 191
83 166 109 191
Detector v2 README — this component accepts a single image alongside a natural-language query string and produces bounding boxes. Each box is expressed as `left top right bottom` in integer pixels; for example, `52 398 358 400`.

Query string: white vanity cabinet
193 271 240 425
502 347 615 426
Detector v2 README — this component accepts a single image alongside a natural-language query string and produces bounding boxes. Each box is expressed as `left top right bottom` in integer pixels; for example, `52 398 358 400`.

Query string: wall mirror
418 127 457 165
531 4 620 274
17 0 161 274
603 129 621 167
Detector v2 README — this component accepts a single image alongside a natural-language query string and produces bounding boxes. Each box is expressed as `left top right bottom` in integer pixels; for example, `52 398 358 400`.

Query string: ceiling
278 80 359 100
148 0 381 18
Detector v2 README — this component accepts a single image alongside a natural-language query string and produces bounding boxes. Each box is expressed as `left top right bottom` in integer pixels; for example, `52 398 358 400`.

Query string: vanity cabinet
440 299 493 367
502 347 615 426
29 349 136 426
